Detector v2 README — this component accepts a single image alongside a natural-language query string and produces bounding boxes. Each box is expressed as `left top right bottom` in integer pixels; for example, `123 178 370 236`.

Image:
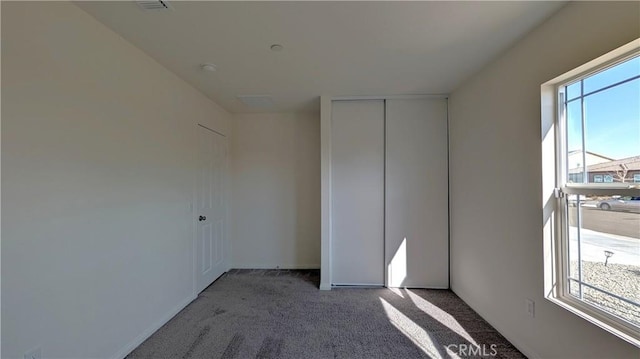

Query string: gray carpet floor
127 269 525 359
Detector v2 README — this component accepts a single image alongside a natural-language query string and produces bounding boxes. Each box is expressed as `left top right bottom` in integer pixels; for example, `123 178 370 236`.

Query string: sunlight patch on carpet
406 289 478 345
380 297 458 359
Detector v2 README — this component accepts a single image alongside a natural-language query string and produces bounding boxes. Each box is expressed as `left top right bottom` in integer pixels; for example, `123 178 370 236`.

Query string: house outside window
541 40 639 347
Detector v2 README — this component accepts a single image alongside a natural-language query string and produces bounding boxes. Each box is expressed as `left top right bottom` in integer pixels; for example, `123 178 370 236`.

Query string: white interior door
196 125 227 293
331 100 385 286
385 98 449 288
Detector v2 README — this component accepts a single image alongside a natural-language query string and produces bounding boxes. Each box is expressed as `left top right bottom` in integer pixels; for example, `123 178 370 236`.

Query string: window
542 40 640 347
568 173 583 183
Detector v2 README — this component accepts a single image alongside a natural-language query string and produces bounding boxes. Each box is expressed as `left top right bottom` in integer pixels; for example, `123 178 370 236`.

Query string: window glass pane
568 173 583 183
566 81 581 101
584 56 640 94
567 195 640 326
566 100 584 182
583 78 640 182
557 48 640 339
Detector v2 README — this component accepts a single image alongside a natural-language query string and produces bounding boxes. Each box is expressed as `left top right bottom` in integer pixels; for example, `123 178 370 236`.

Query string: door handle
199 215 206 221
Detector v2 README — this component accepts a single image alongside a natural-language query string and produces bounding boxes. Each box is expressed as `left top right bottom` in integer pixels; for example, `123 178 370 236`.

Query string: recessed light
200 63 217 72
270 44 284 52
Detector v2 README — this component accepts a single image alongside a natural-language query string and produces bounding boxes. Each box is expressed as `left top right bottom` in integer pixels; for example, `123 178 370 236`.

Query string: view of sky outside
566 56 640 160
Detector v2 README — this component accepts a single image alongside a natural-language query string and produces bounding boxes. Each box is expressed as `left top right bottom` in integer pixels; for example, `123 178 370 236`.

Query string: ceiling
76 1 566 113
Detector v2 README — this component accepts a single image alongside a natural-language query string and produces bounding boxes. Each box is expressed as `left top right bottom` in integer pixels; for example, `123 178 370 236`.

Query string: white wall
231 113 320 269
449 2 640 358
1 2 232 358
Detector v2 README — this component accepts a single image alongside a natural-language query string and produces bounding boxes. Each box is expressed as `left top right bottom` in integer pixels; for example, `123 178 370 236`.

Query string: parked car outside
597 196 640 213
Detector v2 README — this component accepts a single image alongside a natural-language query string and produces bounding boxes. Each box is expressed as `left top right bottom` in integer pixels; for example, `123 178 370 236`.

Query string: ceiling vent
237 95 275 109
136 0 172 11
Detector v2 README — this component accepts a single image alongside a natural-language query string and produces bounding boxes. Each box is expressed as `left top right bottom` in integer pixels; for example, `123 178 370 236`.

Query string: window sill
546 293 640 348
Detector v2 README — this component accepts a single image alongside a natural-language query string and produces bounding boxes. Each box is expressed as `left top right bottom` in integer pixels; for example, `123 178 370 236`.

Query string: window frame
541 39 640 348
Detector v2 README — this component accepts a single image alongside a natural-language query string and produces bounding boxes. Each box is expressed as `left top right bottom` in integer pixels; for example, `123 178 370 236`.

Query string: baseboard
451 287 541 358
319 283 331 291
497 331 540 359
109 294 197 359
230 264 320 270
476 313 540 358
389 285 449 290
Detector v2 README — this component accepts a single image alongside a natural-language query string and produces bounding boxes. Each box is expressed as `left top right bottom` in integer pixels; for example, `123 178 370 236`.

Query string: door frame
193 123 229 296
320 94 449 290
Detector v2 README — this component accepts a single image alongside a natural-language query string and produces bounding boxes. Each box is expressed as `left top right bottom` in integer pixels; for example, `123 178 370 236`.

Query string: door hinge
554 188 564 198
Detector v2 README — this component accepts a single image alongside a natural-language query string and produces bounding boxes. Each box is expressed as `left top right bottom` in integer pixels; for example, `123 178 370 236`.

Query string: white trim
192 124 199 298
109 294 197 359
320 95 333 291
193 123 230 297
548 295 640 348
230 264 320 269
541 38 640 348
386 286 449 290
563 184 640 196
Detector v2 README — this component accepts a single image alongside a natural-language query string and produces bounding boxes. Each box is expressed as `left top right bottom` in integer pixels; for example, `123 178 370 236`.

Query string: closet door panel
385 98 448 288
331 100 385 285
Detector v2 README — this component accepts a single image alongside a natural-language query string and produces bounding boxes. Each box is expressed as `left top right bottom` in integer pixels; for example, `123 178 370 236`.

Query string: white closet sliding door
385 98 448 288
331 100 385 285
